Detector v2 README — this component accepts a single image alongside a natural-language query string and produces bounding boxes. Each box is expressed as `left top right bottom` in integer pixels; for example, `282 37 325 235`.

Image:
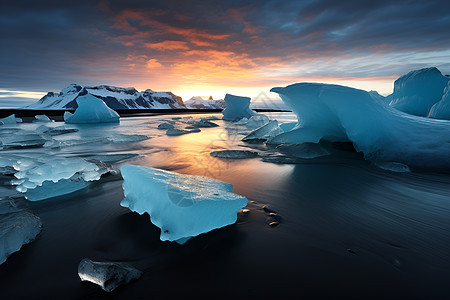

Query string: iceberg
32 115 53 123
428 81 450 120
120 165 248 243
389 67 449 116
270 82 450 171
0 198 42 265
64 94 120 124
222 94 256 121
78 258 142 292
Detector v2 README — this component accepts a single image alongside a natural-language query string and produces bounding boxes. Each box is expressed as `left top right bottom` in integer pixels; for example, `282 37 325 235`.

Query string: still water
0 113 449 299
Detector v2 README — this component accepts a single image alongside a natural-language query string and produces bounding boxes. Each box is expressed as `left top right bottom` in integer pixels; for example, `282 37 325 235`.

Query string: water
0 113 449 298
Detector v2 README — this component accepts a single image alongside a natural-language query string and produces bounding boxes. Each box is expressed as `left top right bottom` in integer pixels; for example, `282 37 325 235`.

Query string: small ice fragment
158 122 175 130
243 120 283 142
210 150 258 159
33 115 53 123
374 162 411 173
78 258 142 292
0 114 18 125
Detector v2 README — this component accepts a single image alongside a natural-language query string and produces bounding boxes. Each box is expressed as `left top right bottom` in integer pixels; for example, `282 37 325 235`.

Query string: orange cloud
145 40 189 51
146 58 163 69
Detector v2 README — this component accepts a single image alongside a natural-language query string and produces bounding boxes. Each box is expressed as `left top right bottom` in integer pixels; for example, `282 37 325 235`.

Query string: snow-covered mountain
184 96 226 109
25 84 186 109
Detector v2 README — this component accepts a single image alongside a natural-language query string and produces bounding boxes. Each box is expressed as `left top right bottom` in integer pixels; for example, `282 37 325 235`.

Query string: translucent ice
0 199 42 265
389 67 449 116
270 82 450 171
242 120 284 142
0 114 18 125
428 81 450 120
64 94 120 124
222 94 256 121
78 258 142 292
33 115 52 123
120 165 248 243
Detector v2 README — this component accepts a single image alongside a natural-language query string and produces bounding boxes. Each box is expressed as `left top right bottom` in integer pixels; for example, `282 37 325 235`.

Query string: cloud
145 40 189 51
146 58 163 69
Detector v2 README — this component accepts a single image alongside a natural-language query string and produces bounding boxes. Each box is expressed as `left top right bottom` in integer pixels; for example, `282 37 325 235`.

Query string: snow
0 198 42 265
269 82 450 171
184 96 226 109
242 120 283 142
428 81 450 120
25 84 185 109
120 165 248 243
64 94 120 124
210 150 258 159
389 67 449 116
78 258 142 292
222 94 256 121
0 114 18 125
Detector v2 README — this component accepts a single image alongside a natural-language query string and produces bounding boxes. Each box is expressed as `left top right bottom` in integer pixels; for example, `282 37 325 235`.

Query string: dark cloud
0 0 449 98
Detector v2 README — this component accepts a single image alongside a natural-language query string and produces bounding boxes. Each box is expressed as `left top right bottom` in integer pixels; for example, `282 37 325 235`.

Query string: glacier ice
0 198 42 265
222 94 256 121
0 114 18 125
210 150 258 159
242 120 284 142
269 82 450 171
389 67 449 117
1 132 47 149
64 94 120 124
78 258 142 292
234 114 270 129
9 156 108 201
428 81 450 120
275 143 330 159
33 115 52 123
120 165 248 243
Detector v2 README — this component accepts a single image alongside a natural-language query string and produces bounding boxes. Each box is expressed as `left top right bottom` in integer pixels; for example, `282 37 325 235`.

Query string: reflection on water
0 112 449 298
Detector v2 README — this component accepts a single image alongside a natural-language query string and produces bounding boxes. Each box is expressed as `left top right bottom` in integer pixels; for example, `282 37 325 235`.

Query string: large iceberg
389 67 449 116
269 82 450 171
0 198 42 265
221 94 255 121
64 94 120 124
120 165 248 243
428 81 450 120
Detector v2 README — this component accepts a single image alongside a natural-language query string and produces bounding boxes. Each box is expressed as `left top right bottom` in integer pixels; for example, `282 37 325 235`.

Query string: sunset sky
1 0 449 107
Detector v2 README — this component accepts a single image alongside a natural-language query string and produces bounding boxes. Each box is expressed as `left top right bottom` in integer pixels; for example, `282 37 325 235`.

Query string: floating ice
221 94 256 121
210 150 258 159
275 143 330 159
120 165 248 243
0 132 47 149
188 118 219 128
33 115 52 123
374 162 411 173
0 114 18 125
166 128 200 136
428 81 450 120
78 258 142 292
0 198 42 265
270 82 450 171
104 134 150 144
64 94 120 124
234 114 270 129
242 120 284 142
157 122 175 130
11 156 107 201
389 67 449 117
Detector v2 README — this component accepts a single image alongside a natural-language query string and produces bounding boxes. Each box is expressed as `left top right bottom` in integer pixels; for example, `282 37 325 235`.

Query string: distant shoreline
0 108 292 121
